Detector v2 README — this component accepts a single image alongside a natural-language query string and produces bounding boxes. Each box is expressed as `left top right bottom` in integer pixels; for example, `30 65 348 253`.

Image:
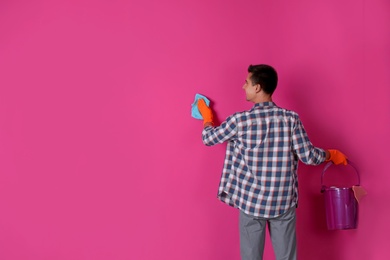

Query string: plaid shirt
202 102 326 218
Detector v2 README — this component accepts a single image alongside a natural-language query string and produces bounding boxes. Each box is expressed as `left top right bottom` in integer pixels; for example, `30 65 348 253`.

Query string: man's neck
253 95 272 104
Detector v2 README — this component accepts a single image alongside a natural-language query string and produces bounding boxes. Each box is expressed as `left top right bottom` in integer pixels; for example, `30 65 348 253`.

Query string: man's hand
326 149 348 165
197 99 213 126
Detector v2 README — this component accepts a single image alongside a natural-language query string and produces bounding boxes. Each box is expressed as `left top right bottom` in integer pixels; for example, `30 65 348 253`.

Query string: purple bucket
321 160 360 230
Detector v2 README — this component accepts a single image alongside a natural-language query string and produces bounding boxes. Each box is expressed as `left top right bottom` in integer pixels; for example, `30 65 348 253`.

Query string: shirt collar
253 101 276 109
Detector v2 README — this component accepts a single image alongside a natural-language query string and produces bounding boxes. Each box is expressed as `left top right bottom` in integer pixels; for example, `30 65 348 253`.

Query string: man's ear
255 84 262 93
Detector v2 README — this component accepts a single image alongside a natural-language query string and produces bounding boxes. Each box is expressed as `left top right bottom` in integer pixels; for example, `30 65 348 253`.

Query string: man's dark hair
248 64 278 95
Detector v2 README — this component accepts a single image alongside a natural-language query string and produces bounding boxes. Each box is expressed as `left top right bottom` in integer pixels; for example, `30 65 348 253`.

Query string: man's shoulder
228 104 301 121
273 106 299 117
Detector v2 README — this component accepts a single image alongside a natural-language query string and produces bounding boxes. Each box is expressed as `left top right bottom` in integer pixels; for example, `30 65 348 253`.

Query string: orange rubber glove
197 99 213 126
327 149 348 165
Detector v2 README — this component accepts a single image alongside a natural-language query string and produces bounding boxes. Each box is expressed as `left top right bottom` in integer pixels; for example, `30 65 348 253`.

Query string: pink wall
0 0 389 259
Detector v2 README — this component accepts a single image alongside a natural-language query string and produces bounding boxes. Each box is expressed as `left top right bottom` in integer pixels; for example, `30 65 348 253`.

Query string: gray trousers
239 207 297 260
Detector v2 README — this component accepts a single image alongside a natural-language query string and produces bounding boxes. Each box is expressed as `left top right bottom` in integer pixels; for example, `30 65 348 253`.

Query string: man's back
202 101 326 218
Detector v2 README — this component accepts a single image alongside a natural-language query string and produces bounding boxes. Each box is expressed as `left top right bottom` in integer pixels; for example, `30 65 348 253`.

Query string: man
197 64 347 260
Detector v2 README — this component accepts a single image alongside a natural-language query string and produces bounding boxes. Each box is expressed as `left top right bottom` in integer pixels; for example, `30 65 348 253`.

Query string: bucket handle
321 159 360 192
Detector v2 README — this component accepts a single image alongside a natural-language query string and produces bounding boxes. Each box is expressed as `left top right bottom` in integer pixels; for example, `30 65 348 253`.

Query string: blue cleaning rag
191 93 210 120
